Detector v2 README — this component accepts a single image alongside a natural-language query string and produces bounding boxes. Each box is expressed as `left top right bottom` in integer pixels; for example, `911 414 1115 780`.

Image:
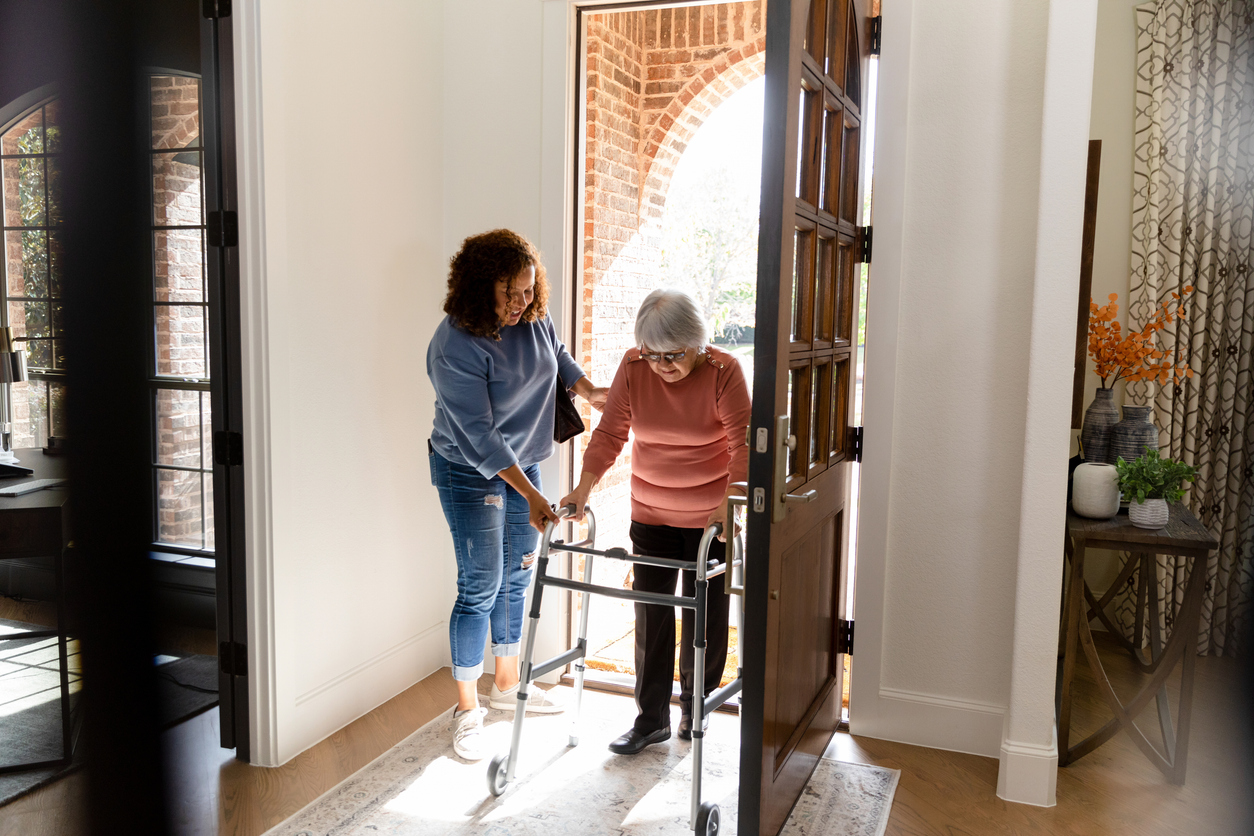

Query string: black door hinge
219 641 248 676
203 0 232 19
869 16 882 56
837 619 855 656
207 210 239 248
213 430 244 466
849 426 864 462
856 225 872 264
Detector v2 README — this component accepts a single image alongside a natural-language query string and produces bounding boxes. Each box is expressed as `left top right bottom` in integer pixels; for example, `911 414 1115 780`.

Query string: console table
1057 503 1218 784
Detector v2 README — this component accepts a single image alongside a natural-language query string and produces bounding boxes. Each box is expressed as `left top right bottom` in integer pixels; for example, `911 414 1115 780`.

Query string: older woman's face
641 343 702 383
495 265 535 327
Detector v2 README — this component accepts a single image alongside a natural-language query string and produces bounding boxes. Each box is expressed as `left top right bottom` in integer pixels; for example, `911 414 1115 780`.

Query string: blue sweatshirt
427 314 586 479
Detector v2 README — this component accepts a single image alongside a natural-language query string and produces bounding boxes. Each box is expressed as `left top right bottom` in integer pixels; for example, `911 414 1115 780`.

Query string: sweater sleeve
428 343 519 479
717 357 752 485
580 351 633 480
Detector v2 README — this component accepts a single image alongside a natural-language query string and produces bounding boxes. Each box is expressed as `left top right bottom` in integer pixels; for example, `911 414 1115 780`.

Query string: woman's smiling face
495 264 535 327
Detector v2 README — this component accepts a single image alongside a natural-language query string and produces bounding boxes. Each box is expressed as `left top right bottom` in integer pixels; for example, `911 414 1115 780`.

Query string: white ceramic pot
1072 463 1120 519
1128 497 1169 529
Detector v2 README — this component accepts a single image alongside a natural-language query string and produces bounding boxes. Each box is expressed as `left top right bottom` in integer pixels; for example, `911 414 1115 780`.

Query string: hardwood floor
1 626 1249 835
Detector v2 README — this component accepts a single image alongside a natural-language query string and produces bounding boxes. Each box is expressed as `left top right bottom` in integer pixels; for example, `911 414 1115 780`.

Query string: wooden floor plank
1 623 1249 836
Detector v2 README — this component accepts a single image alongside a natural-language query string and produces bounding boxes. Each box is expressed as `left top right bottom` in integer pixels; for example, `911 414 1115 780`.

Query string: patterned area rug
264 688 898 836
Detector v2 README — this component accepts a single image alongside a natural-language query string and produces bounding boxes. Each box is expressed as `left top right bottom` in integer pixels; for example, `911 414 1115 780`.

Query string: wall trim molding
997 725 1059 807
296 621 447 707
858 686 1005 758
233 0 280 767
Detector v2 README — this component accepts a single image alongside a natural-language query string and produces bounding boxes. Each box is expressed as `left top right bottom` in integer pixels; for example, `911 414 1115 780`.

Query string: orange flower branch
1087 288 1195 389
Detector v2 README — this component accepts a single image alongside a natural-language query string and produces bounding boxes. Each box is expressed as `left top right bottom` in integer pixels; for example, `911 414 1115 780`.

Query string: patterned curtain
1121 1 1254 656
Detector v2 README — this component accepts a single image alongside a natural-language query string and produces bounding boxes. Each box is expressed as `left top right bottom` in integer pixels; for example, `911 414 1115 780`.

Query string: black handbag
553 375 585 443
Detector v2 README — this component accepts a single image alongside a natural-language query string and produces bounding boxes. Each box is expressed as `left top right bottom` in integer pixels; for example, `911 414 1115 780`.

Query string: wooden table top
1066 503 1218 551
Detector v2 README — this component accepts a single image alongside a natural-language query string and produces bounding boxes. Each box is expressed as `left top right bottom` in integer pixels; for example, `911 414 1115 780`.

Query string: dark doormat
0 618 218 808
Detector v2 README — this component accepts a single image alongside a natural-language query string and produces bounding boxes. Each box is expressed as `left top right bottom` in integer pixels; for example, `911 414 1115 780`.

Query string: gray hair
634 289 708 352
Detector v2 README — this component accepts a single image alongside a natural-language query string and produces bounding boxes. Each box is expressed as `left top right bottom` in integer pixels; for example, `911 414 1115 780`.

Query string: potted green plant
1115 449 1197 529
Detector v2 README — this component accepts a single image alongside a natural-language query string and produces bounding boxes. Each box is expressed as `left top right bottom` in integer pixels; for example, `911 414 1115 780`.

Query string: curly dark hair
443 229 549 340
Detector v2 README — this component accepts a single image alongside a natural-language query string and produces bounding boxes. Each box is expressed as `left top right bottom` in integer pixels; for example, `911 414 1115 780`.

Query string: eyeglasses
640 349 687 364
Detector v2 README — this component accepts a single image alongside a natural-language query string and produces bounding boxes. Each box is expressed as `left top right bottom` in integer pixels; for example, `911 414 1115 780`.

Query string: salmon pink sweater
581 346 752 529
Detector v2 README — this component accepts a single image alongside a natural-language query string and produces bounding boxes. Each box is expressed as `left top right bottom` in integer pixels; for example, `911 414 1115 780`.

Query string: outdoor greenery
1115 448 1197 505
10 119 60 369
660 162 758 344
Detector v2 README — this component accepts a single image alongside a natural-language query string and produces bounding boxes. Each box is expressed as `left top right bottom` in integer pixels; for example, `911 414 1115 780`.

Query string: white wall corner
999 0 1099 807
997 726 1059 807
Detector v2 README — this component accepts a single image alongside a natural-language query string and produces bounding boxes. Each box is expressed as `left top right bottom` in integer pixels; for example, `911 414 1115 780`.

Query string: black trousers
629 521 730 734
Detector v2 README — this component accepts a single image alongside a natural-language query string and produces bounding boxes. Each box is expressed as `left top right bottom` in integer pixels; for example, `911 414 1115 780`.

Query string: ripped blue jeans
430 447 540 682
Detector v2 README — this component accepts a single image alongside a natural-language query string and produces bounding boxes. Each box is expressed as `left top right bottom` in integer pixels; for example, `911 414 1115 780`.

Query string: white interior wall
851 0 1050 758
236 0 454 765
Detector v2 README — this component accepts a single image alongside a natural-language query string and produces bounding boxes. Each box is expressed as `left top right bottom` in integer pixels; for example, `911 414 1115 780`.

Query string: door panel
740 0 869 833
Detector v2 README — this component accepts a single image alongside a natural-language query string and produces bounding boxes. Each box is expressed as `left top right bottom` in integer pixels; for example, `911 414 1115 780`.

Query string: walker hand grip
557 504 578 519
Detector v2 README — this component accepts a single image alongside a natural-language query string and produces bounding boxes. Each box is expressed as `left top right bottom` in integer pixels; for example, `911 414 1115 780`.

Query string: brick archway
577 3 766 578
638 40 765 232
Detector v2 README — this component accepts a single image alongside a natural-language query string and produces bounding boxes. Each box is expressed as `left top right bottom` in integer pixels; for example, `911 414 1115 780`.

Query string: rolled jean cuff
492 642 520 658
452 662 484 682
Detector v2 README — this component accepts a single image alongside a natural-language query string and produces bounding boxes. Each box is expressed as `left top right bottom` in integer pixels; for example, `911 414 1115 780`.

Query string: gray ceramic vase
1106 404 1159 465
1080 387 1119 463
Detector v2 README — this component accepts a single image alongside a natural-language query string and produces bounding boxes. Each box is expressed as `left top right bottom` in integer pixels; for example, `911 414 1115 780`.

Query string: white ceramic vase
1072 462 1120 519
1128 497 1169 529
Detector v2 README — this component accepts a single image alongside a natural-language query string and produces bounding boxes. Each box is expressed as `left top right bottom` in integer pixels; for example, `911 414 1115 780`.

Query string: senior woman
560 288 751 754
427 229 606 761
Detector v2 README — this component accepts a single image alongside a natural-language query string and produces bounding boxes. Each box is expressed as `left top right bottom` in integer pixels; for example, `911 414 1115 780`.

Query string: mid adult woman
427 229 606 761
560 288 751 754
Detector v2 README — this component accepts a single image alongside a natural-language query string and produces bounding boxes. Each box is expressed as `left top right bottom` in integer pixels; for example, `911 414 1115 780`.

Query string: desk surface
1066 503 1218 551
0 448 69 512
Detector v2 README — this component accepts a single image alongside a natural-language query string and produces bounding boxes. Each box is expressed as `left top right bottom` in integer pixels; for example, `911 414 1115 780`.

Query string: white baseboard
280 621 449 764
854 687 1005 758
996 726 1058 807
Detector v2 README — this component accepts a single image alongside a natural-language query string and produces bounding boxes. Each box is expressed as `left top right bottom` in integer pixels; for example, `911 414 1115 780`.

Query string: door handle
772 415 808 523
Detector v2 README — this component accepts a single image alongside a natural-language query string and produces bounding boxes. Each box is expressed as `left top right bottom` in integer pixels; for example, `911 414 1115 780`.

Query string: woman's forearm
497 463 543 502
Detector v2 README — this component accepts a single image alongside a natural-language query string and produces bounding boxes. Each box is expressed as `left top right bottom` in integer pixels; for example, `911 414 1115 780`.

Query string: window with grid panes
786 0 863 494
149 73 214 553
1 99 68 448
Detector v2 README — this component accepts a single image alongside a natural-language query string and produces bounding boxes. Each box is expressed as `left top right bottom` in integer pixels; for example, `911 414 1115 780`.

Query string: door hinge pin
849 426 864 463
213 430 244 466
869 15 883 56
837 619 855 655
219 640 247 675
857 226 873 264
207 210 239 248
203 0 232 19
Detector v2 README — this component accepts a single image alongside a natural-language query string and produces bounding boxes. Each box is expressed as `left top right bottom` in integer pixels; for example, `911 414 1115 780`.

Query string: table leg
1057 534 1087 765
1134 551 1147 656
1142 552 1176 762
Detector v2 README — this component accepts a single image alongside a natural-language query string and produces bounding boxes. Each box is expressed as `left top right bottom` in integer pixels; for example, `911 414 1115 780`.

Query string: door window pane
798 82 822 207
152 151 203 227
4 229 48 298
840 118 861 224
155 304 208 378
827 0 849 87
154 228 206 303
156 467 204 548
810 360 832 469
1 109 42 155
831 358 850 460
156 388 203 468
815 234 835 344
791 226 815 346
805 0 827 66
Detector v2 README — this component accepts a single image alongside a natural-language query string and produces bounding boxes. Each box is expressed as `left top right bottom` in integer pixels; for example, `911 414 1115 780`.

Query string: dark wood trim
1072 140 1101 429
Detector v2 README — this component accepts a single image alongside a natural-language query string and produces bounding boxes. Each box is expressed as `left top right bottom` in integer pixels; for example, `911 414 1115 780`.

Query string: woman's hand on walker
526 491 561 533
559 473 597 522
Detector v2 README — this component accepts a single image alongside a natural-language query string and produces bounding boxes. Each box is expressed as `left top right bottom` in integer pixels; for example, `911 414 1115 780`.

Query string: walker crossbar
486 503 745 836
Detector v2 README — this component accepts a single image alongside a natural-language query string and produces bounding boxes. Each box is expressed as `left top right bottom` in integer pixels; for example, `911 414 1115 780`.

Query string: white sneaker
452 707 489 761
488 682 567 714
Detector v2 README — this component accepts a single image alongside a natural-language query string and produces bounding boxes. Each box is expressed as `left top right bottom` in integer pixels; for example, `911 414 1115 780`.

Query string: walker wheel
487 751 510 796
696 801 720 835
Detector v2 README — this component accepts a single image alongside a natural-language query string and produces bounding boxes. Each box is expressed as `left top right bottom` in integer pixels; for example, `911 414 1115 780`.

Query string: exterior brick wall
577 3 765 557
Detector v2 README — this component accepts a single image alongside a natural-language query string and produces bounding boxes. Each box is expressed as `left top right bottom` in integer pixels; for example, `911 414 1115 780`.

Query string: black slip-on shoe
678 714 709 741
608 726 671 755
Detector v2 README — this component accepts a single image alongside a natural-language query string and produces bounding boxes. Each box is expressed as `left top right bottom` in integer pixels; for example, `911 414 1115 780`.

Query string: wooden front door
739 1 871 834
